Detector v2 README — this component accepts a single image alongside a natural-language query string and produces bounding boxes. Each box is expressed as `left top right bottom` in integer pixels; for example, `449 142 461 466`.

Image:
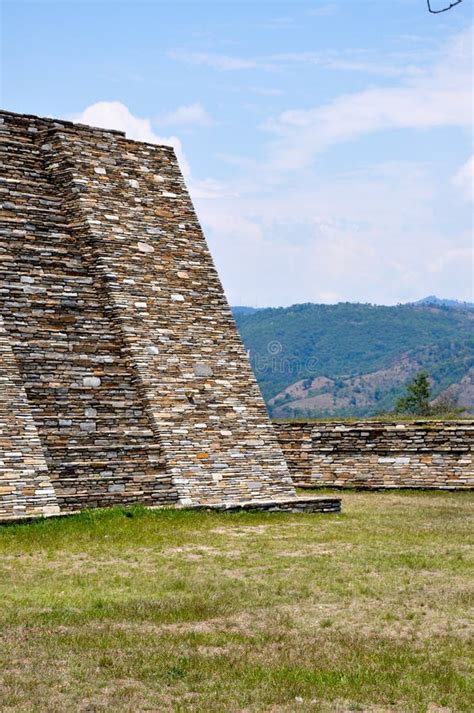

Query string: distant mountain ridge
233 299 474 418
412 296 474 310
233 297 474 314
232 306 262 315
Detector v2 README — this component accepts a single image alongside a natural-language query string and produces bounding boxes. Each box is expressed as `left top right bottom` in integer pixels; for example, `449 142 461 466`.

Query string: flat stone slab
0 497 341 525
180 496 342 514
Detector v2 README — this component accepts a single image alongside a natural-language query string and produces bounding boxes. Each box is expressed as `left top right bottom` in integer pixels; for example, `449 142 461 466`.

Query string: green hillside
233 302 474 417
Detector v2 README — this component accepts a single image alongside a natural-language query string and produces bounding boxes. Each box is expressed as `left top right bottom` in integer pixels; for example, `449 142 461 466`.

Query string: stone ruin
0 109 340 521
276 421 473 490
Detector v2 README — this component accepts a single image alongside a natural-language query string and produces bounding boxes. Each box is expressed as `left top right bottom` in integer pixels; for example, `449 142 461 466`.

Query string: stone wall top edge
274 420 474 428
72 128 177 156
0 108 178 155
45 119 176 156
0 108 125 137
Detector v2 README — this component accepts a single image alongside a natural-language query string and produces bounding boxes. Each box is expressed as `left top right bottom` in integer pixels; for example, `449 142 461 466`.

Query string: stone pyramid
0 109 308 520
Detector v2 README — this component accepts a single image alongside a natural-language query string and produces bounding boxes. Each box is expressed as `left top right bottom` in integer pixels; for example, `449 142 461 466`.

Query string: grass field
1 491 472 712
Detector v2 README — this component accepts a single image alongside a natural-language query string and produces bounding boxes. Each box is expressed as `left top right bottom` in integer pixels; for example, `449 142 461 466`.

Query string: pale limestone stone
137 241 155 253
83 376 101 388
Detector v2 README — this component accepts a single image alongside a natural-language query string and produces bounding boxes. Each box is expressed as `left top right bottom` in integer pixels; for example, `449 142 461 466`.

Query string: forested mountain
232 301 474 418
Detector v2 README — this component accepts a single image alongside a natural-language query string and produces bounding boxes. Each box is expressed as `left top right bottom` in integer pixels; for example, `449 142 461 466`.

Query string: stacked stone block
0 109 296 519
275 421 473 489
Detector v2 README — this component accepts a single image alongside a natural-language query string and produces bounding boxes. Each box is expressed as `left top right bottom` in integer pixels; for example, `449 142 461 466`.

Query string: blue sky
1 0 472 306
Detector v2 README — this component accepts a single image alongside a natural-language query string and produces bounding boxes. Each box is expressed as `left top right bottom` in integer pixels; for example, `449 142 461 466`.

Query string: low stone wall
275 421 474 490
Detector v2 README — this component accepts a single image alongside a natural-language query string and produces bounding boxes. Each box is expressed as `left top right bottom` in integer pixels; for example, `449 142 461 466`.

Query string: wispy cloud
169 46 433 79
167 50 258 71
308 3 339 17
156 103 215 128
263 26 472 172
73 26 473 307
188 27 473 306
195 157 473 306
268 51 424 78
452 156 474 201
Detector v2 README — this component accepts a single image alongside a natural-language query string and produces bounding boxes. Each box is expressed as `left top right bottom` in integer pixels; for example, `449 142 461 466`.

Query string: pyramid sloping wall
0 316 59 519
0 109 295 518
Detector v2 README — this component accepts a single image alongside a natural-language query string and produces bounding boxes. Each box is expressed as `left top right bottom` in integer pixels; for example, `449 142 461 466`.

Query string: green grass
1 491 473 712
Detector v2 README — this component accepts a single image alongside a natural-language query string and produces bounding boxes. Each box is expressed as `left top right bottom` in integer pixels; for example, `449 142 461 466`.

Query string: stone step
181 496 342 514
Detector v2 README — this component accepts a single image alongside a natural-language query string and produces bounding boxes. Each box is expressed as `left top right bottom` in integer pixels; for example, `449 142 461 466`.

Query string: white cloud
194 159 473 306
452 156 474 201
428 245 473 273
264 26 473 172
188 25 474 306
72 26 473 308
74 101 190 176
156 103 215 127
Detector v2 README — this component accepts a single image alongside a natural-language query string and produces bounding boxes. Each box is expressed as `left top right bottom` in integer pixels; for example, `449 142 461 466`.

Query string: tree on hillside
395 372 432 416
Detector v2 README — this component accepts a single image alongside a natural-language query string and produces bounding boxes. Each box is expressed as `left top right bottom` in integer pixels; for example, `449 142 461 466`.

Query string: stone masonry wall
0 316 59 519
0 111 176 513
275 421 473 489
41 118 294 506
0 109 295 519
